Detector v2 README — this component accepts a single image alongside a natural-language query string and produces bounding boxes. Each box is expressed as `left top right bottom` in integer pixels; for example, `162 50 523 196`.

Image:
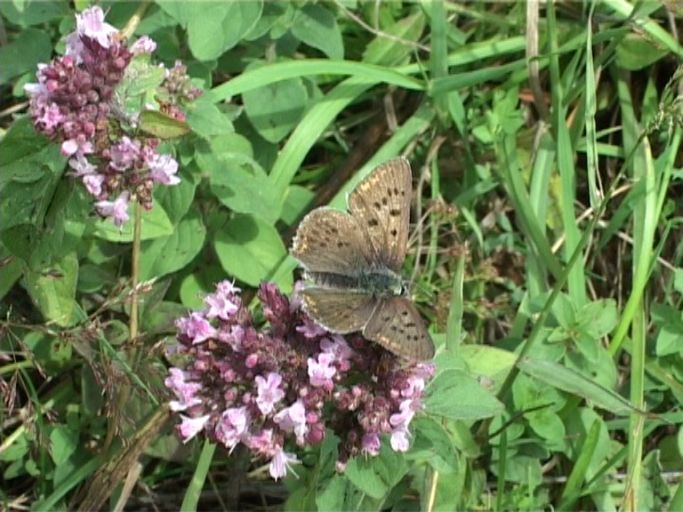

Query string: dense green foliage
2 1 683 510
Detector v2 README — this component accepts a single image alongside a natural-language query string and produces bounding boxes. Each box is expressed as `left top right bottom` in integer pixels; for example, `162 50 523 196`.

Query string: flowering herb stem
104 202 142 451
130 201 142 349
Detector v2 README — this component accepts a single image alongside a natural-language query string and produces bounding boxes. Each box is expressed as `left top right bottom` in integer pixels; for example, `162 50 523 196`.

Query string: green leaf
425 369 504 420
674 268 683 294
527 409 567 451
291 4 344 60
243 74 308 143
187 98 235 139
517 357 636 415
316 475 350 512
0 119 64 232
202 152 280 224
0 249 22 300
493 455 542 485
179 273 210 309
92 204 174 242
344 443 408 499
656 325 683 357
139 208 206 280
155 170 198 225
23 331 72 371
213 214 290 288
362 12 425 65
576 299 617 338
23 252 79 327
0 117 64 185
160 1 263 61
139 110 190 139
616 33 668 71
117 56 166 103
281 185 315 226
0 1 69 26
49 426 79 466
411 416 460 473
458 344 516 383
0 28 52 84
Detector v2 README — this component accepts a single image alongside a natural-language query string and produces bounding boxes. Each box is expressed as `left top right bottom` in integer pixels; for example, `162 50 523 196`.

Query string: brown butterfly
291 158 434 362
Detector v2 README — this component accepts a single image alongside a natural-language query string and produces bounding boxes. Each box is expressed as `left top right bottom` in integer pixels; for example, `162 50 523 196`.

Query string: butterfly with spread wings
291 158 434 362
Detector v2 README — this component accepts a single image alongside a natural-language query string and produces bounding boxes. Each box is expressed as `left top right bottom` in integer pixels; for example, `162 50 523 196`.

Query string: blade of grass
495 428 508 511
209 59 425 101
611 69 654 512
547 0 587 306
603 0 683 57
527 128 555 295
584 6 600 208
181 440 217 512
268 75 375 205
558 419 602 510
497 131 563 281
446 251 465 352
428 0 448 119
516 357 639 416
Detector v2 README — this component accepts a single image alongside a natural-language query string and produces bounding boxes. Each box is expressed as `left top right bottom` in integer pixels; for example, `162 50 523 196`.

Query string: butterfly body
304 269 405 297
291 158 435 362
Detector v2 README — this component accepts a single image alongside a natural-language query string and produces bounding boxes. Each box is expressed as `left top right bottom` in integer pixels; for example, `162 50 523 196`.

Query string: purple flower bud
131 36 157 55
245 353 258 368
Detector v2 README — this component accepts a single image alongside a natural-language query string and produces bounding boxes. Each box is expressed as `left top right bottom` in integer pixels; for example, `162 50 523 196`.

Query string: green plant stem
623 306 646 511
103 202 143 451
130 201 142 349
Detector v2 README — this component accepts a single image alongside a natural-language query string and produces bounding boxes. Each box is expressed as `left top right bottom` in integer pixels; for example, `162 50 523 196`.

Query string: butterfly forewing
300 288 376 333
347 158 412 272
291 208 372 275
363 297 434 362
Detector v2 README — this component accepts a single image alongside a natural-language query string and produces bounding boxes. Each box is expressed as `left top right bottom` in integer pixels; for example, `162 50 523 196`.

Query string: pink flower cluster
25 7 198 226
165 282 434 480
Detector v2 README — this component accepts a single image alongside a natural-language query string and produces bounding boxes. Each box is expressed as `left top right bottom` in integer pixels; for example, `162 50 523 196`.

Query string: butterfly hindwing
300 288 376 334
347 158 412 272
363 297 434 362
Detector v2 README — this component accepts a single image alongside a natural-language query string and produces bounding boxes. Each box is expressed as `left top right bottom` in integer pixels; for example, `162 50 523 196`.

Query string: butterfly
291 157 435 362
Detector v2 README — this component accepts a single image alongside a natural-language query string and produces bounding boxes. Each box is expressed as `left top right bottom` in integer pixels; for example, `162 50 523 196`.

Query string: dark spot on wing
389 209 401 217
390 229 398 237
374 201 381 209
368 218 379 227
382 197 388 205
393 187 399 195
